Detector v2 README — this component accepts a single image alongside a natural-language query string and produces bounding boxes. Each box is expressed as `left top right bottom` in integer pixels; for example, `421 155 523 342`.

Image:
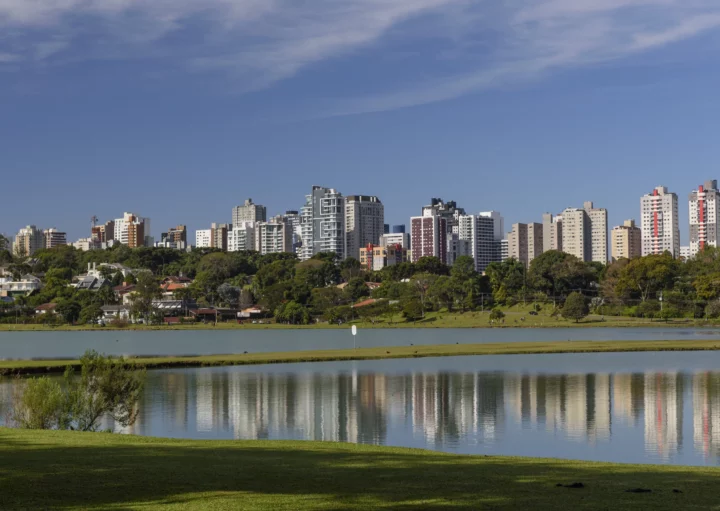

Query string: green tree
79 303 103 325
10 377 66 429
217 283 241 308
415 256 450 276
344 277 370 302
275 301 310 325
55 299 82 325
706 300 720 319
489 308 505 321
129 273 162 322
616 253 679 302
562 292 589 323
637 300 661 321
486 258 525 304
450 256 476 281
311 286 346 315
402 298 424 322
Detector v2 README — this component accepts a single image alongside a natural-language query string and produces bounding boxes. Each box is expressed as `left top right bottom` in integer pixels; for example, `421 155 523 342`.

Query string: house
151 299 197 315
336 281 382 291
100 305 131 321
113 283 136 302
34 303 57 315
351 298 378 309
238 306 265 319
0 275 43 297
74 275 110 292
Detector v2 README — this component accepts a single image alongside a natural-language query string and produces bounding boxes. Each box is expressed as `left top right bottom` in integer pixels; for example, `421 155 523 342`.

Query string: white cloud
0 0 719 113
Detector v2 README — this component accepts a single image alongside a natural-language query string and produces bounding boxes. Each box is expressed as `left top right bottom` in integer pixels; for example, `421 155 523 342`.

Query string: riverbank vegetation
5 244 720 329
3 339 720 376
0 428 717 510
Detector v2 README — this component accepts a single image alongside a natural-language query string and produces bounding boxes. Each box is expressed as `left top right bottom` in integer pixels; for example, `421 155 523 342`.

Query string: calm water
5 351 720 466
1 327 719 359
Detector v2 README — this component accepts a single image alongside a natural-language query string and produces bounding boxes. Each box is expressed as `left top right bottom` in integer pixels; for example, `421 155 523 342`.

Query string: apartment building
43 228 67 249
507 222 542 267
542 213 563 252
447 233 471 266
91 220 115 243
345 195 384 261
611 220 641 261
232 199 266 226
641 186 680 257
359 244 408 271
299 186 345 261
421 198 466 234
195 229 211 248
379 232 410 249
689 180 720 257
256 220 293 255
410 211 447 263
458 212 504 272
114 212 151 248
227 223 255 252
14 225 45 256
561 202 608 263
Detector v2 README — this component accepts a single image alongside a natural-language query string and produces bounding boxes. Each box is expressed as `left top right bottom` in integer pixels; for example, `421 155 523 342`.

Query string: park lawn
0 305 711 331
4 339 720 375
0 428 718 510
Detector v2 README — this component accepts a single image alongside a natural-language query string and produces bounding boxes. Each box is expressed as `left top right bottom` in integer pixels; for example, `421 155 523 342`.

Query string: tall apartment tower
43 228 67 249
256 219 293 255
421 198 466 234
345 195 384 261
14 225 44 256
639 186 680 257
114 212 151 248
542 213 563 252
585 202 608 263
508 223 543 267
689 180 720 257
458 211 504 273
232 199 267 226
611 220 642 261
410 211 448 263
299 186 345 261
91 220 115 243
561 202 608 263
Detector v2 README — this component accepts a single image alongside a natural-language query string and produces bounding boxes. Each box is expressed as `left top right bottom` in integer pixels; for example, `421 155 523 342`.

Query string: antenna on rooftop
91 216 98 228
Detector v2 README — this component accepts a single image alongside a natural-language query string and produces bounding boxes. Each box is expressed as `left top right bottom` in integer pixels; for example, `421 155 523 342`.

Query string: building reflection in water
7 366 720 463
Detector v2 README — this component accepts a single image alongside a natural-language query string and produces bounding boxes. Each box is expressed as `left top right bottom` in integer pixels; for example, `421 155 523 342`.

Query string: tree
55 299 82 324
129 272 162 322
79 303 103 325
339 257 363 281
217 283 241 308
486 258 525 304
11 350 145 432
450 256 476 281
706 300 720 319
637 300 661 321
562 292 589 323
344 277 370 302
402 299 424 322
123 273 138 285
311 286 346 315
428 275 454 311
415 256 450 276
275 301 310 325
616 253 679 302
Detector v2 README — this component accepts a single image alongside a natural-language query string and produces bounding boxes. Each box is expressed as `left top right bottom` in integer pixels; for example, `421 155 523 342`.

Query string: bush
489 309 505 321
10 350 145 432
707 300 720 319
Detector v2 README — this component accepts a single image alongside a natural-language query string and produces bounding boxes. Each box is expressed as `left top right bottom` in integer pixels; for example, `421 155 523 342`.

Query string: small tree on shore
562 292 589 323
11 350 145 432
489 309 505 322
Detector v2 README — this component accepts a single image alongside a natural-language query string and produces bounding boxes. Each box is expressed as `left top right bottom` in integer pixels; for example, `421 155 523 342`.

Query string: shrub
489 309 505 321
707 300 720 319
562 292 589 323
11 377 66 430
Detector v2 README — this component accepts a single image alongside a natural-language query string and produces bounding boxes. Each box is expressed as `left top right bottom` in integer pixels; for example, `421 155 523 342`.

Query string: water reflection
6 360 720 465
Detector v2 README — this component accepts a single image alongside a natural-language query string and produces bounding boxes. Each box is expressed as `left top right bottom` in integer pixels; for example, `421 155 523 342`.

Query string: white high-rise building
256 220 293 255
13 225 44 256
227 223 255 252
458 212 504 272
560 202 607 263
345 195 384 261
232 199 266 226
379 232 410 249
641 186 680 257
689 180 720 257
507 222 543 268
299 186 345 261
195 229 211 248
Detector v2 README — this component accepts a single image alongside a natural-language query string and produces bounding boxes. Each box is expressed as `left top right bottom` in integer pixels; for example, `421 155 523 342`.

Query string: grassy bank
0 428 717 510
0 306 716 331
3 339 720 375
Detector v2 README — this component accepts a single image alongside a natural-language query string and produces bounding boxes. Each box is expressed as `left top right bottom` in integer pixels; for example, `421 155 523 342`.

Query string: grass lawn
0 305 714 332
0 428 718 510
3 339 720 375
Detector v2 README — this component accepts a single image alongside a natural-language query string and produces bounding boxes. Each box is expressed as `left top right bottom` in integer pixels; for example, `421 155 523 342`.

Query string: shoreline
3 339 720 375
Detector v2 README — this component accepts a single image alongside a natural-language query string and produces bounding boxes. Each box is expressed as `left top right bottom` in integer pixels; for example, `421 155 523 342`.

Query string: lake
4 351 720 466
1 327 720 359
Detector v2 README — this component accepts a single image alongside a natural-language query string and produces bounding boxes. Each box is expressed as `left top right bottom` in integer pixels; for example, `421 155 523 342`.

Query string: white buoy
351 325 357 349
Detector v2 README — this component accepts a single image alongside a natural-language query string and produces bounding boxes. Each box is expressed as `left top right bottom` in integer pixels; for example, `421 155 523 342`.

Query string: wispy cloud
1 0 720 114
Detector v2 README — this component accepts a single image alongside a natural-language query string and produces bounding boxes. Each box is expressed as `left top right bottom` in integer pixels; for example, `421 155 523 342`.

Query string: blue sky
2 0 720 244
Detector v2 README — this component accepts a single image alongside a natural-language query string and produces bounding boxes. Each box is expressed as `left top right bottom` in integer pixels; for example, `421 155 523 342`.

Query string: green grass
0 305 714 331
0 428 717 510
4 339 720 375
